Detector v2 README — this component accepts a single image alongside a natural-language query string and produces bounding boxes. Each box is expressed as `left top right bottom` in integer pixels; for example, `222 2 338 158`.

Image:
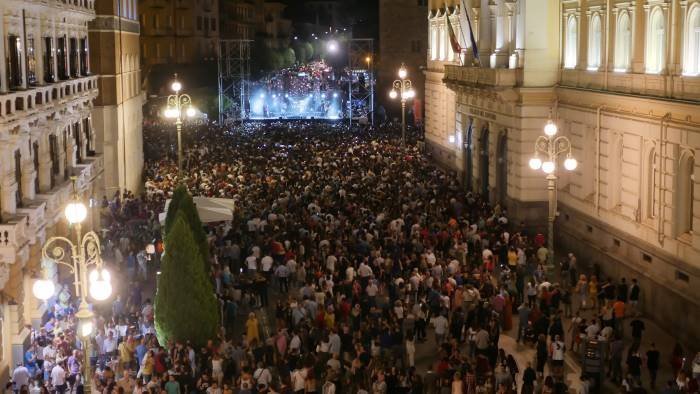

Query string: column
631 3 644 73
513 0 525 67
19 12 27 89
490 0 509 67
478 0 492 64
35 23 45 85
34 128 51 193
0 5 8 93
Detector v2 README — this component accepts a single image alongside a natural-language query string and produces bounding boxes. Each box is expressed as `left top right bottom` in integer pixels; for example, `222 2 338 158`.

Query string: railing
31 0 95 12
443 64 519 88
0 75 98 122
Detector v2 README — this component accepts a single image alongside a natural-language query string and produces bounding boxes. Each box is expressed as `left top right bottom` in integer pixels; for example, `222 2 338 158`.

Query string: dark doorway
496 131 508 204
480 126 490 199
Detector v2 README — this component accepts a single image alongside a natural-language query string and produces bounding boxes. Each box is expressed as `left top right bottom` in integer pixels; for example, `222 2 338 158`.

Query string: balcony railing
74 155 104 193
16 201 47 245
0 75 98 122
443 64 520 88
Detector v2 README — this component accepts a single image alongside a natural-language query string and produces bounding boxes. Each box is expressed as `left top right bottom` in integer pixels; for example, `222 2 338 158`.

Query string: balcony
74 155 104 193
16 201 48 246
443 64 520 89
0 75 98 124
0 216 29 267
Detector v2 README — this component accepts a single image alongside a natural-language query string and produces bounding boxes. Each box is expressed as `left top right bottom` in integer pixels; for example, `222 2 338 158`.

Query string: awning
159 197 235 224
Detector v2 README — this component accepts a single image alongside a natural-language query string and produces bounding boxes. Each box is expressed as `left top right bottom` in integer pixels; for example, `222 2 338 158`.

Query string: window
211 17 217 31
57 36 68 80
588 14 602 69
565 16 578 68
683 7 700 75
8 35 23 88
676 151 695 235
44 37 54 83
80 37 89 75
197 16 203 31
430 22 438 59
646 8 665 73
418 0 427 6
615 12 631 71
27 37 36 85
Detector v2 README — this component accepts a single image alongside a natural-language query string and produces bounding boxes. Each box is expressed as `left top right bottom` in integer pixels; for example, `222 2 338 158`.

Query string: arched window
588 14 602 69
683 7 700 75
565 16 578 68
646 8 666 73
615 12 631 70
430 21 438 60
645 147 659 219
676 152 695 235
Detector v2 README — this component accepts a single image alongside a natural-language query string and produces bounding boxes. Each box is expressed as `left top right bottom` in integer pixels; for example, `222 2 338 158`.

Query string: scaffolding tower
347 38 374 127
218 39 252 124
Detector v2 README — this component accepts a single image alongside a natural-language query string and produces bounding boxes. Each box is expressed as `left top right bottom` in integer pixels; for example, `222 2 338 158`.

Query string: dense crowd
10 121 699 394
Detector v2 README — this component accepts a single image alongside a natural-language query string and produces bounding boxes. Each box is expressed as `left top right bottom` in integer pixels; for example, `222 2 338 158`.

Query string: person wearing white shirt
345 266 355 282
245 255 257 272
260 255 273 276
51 363 67 392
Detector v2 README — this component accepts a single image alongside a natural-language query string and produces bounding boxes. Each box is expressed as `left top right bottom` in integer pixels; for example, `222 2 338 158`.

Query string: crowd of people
9 120 699 394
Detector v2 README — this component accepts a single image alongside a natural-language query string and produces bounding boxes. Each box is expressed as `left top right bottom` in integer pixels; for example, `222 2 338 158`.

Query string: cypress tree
163 184 188 235
155 212 218 347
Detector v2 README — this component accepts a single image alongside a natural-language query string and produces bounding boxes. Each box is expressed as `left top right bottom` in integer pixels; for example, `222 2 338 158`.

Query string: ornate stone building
425 0 700 347
89 0 145 195
0 0 103 381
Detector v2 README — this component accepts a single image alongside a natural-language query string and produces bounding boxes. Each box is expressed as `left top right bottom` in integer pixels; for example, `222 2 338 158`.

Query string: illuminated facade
0 0 103 381
425 0 700 347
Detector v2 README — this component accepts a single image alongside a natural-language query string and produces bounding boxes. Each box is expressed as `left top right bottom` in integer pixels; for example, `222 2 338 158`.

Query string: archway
496 131 508 204
480 126 490 199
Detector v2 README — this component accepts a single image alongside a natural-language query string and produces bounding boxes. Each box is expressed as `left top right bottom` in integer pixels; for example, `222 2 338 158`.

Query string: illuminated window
645 8 665 73
683 7 700 75
615 12 631 71
588 14 602 69
565 16 578 68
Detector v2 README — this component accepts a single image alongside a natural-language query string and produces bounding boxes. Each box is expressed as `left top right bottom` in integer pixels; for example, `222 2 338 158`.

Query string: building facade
220 0 291 48
138 0 219 65
90 0 145 196
424 0 700 347
0 0 104 382
378 0 428 120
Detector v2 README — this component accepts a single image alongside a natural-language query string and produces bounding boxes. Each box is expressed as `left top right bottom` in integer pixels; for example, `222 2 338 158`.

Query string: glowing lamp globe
65 201 87 224
389 90 398 99
79 320 94 337
564 157 578 171
406 89 415 99
89 281 112 301
186 107 196 117
32 279 55 301
544 120 558 136
542 161 556 174
529 157 542 170
327 41 338 52
164 108 177 118
171 81 182 92
398 66 407 79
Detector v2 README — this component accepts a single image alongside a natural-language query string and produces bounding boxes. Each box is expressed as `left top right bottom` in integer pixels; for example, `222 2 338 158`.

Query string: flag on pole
460 0 480 63
446 9 463 56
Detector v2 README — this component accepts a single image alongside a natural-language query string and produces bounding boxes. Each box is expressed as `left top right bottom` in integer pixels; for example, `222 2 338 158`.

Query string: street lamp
164 74 196 177
389 63 414 147
33 177 112 393
528 117 578 268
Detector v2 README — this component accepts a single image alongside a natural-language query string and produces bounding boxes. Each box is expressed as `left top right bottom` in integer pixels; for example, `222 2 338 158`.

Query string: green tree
155 213 218 347
163 184 188 235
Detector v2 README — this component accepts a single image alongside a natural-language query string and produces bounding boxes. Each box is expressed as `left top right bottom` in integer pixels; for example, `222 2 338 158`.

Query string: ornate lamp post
164 74 197 177
389 63 415 147
528 118 578 268
33 177 113 394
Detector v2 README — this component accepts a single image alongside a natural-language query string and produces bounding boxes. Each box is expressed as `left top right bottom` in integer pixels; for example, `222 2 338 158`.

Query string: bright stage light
333 93 338 98
259 93 265 99
321 93 326 99
285 94 289 98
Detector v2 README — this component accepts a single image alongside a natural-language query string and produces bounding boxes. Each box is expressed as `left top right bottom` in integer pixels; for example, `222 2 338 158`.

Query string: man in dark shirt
522 362 537 394
617 277 629 302
629 278 641 315
630 318 645 347
646 343 661 388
